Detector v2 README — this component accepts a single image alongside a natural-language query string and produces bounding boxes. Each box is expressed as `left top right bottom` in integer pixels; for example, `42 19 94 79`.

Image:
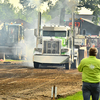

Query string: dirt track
0 62 82 100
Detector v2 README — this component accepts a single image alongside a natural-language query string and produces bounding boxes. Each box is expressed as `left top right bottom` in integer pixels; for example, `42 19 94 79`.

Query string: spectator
78 47 100 100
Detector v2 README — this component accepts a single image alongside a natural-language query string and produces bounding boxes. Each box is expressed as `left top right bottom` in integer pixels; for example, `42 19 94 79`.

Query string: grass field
4 59 23 61
58 91 100 100
0 59 26 62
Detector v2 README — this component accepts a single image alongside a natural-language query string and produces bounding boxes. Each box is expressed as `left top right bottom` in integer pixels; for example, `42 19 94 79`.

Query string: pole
72 12 75 62
37 12 41 37
53 85 55 100
36 12 41 48
3 53 5 61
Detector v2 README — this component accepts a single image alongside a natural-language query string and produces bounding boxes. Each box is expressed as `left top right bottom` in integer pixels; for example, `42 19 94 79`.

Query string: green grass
1 59 33 63
58 91 100 100
0 59 24 62
4 59 24 62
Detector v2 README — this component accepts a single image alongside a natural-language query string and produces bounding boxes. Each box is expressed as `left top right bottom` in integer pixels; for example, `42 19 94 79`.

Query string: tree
42 12 51 22
58 0 100 25
0 0 19 22
55 0 72 25
20 0 30 8
19 0 72 24
78 0 100 24
19 0 51 23
19 0 100 25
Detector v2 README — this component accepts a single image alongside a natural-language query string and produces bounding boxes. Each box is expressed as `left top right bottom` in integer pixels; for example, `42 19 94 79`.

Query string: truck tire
34 62 39 68
65 63 69 69
71 59 76 69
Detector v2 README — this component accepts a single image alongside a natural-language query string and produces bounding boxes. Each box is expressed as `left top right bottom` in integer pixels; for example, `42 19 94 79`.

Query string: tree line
0 0 100 24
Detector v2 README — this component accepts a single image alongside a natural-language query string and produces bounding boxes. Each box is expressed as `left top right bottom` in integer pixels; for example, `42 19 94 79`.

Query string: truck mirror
34 29 37 37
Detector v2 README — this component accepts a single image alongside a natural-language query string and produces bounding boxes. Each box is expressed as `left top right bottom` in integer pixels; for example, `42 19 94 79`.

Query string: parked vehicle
0 22 25 60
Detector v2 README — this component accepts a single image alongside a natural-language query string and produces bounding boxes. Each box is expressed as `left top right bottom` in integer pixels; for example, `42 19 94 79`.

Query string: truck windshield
7 26 18 43
43 31 66 37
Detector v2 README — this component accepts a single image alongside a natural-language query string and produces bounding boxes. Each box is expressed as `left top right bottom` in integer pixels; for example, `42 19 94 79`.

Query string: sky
9 0 93 15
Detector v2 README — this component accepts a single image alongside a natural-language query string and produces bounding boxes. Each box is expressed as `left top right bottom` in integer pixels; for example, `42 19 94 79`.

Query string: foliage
48 0 69 18
79 0 100 24
42 12 51 22
20 0 30 8
20 0 100 25
17 8 38 23
0 0 37 23
18 0 72 24
0 0 19 22
19 0 58 22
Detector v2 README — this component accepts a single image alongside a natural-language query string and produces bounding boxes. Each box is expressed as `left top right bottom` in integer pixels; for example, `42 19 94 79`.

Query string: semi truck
33 12 82 69
33 25 76 69
34 25 96 69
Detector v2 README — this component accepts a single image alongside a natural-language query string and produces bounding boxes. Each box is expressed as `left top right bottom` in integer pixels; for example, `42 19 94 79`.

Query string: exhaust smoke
13 28 36 67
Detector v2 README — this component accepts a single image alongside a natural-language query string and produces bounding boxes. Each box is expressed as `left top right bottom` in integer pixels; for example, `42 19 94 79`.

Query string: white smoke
36 1 49 13
50 0 58 5
22 29 36 67
66 0 79 12
13 29 36 67
29 0 58 13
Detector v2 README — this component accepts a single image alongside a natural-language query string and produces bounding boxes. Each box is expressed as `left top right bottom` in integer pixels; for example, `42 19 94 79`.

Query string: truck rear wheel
71 59 76 69
65 63 69 69
34 62 39 68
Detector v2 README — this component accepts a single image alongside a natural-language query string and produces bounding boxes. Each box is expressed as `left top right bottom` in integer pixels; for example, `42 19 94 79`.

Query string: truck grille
43 41 60 54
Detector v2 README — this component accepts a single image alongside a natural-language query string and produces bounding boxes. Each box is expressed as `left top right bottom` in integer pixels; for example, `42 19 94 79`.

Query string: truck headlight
34 48 42 52
61 49 69 53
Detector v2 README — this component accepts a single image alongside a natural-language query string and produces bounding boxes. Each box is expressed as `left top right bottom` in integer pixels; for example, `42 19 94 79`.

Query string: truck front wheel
34 62 39 68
